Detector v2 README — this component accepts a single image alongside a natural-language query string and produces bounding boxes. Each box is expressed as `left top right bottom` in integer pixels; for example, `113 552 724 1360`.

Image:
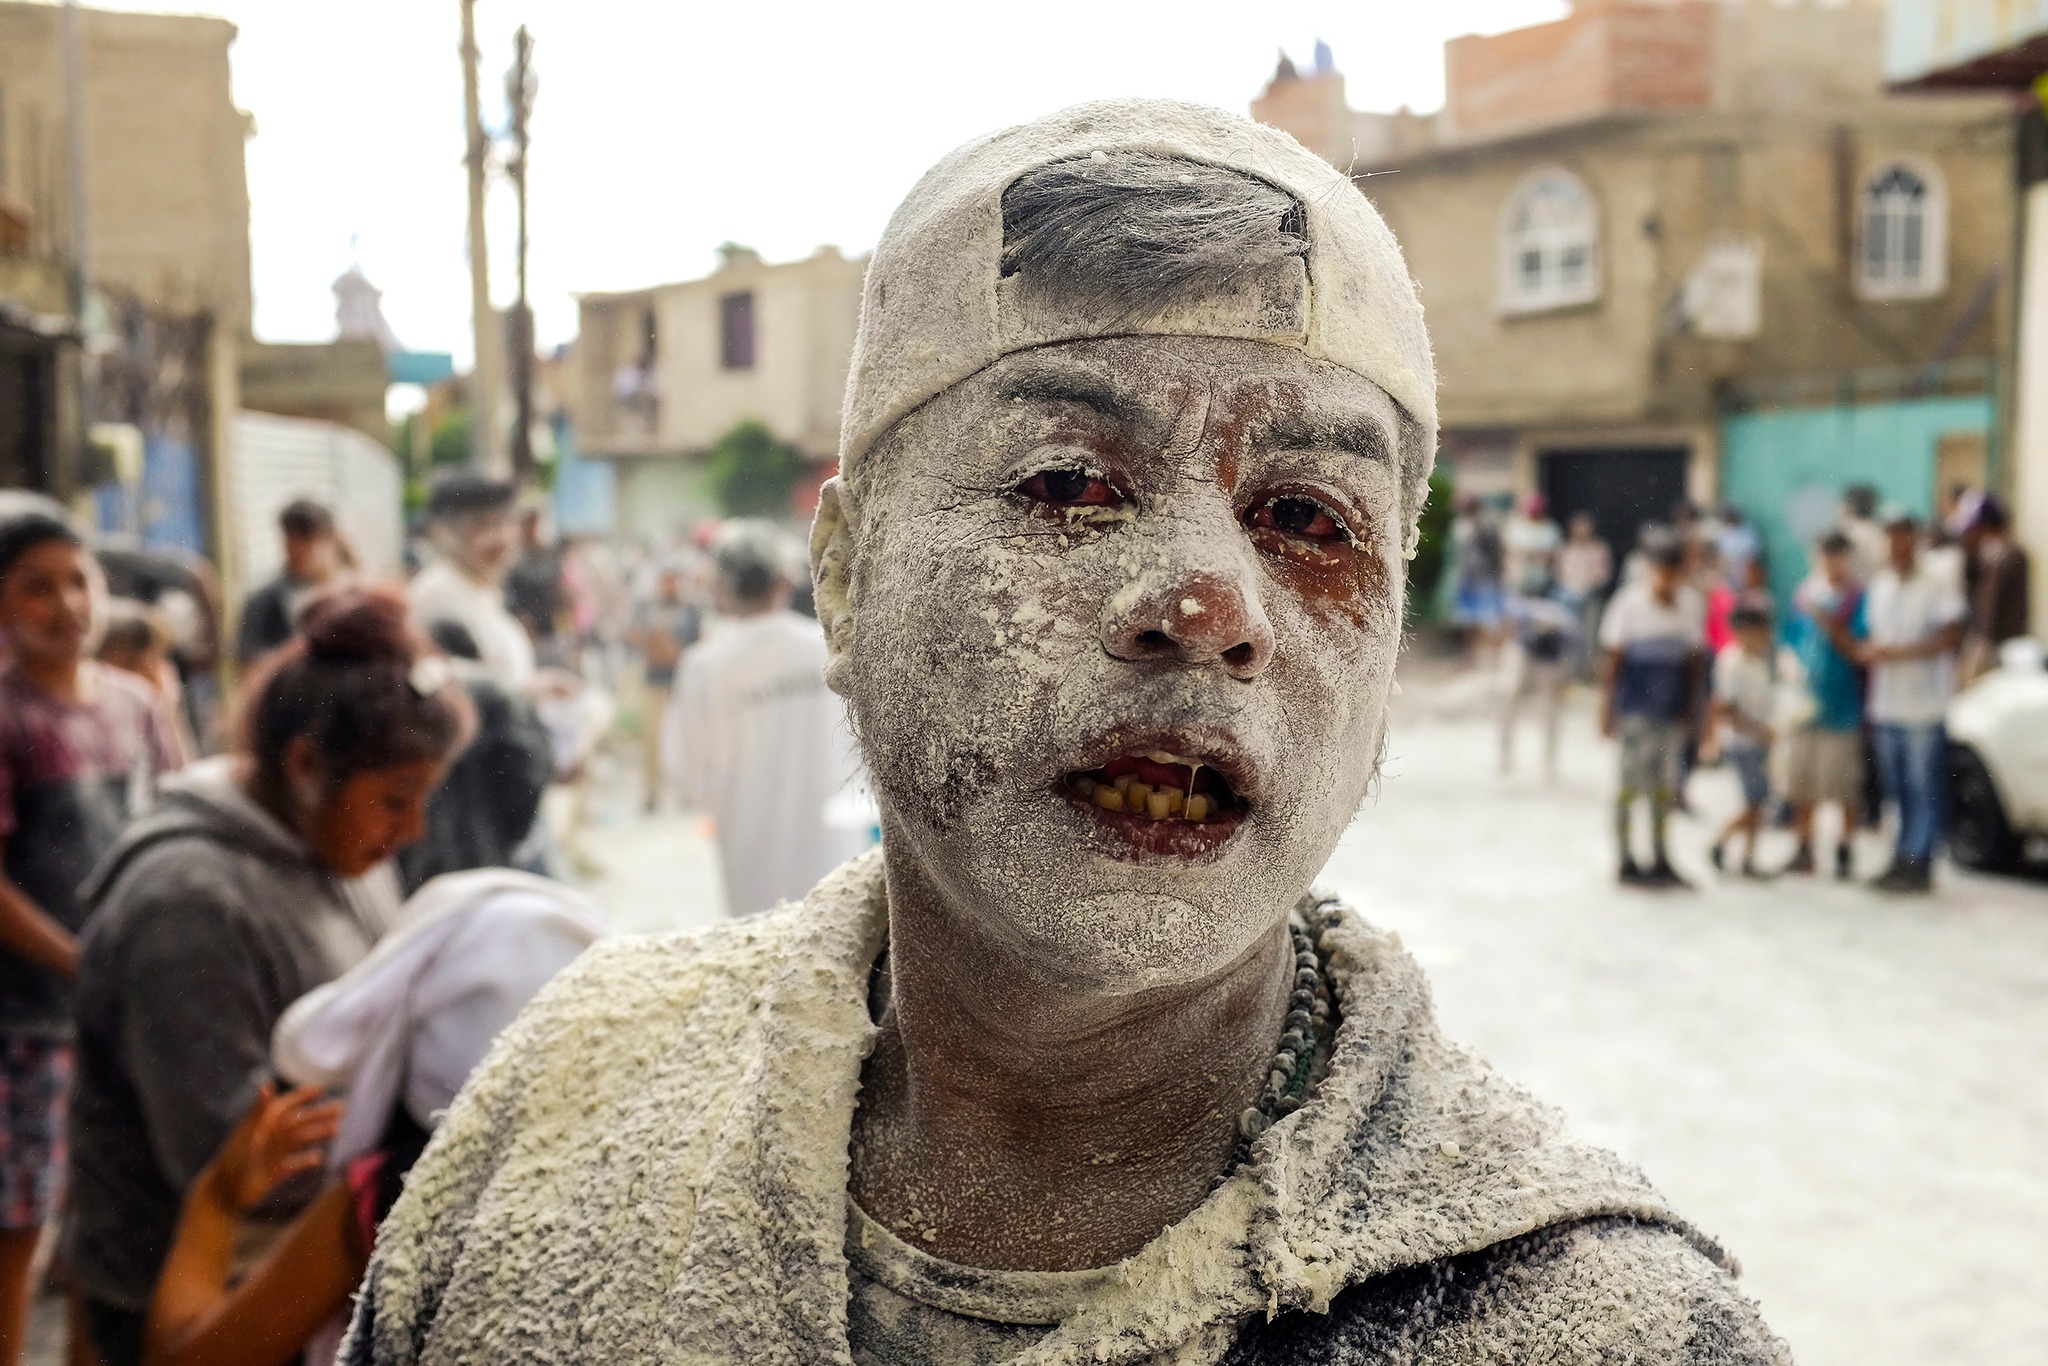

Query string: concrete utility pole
505 25 536 486
61 0 93 496
460 0 506 476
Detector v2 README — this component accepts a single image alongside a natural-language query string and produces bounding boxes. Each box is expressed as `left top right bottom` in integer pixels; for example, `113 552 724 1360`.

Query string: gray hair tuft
1000 153 1308 326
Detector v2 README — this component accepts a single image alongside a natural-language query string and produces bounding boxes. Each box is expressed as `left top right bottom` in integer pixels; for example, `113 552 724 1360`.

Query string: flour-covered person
347 102 1786 1365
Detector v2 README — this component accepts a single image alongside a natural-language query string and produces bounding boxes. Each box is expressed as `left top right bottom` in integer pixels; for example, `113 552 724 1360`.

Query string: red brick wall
1607 3 1715 110
1447 1 1714 141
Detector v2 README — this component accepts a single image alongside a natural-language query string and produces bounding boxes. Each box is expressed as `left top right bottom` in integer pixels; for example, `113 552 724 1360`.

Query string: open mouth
1059 746 1249 857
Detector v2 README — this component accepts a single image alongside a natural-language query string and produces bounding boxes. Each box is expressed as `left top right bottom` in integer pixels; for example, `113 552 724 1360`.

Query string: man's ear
809 478 858 696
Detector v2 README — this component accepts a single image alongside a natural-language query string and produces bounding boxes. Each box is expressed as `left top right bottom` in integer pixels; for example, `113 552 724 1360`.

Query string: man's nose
1103 569 1275 682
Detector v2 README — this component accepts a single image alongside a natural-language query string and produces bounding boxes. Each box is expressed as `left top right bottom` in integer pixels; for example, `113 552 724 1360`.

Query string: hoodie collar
81 755 317 907
664 854 1713 1365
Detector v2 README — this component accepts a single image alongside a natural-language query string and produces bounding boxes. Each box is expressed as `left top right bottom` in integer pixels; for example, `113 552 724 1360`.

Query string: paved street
1324 673 2048 1366
574 668 2048 1365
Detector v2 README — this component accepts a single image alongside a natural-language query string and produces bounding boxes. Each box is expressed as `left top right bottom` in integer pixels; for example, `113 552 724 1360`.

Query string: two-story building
1257 0 2013 606
573 244 867 539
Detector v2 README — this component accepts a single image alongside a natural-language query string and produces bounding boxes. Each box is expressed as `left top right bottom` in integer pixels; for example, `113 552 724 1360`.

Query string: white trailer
229 411 404 591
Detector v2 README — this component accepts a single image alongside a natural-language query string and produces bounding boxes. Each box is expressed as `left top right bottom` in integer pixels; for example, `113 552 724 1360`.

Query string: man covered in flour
346 102 1785 1365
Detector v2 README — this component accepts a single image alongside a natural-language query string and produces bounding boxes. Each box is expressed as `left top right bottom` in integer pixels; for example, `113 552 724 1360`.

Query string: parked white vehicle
1947 638 2048 871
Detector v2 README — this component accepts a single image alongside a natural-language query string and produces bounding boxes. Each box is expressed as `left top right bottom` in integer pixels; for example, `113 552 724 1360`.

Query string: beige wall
1359 98 2013 437
239 339 393 446
577 246 866 461
0 2 251 329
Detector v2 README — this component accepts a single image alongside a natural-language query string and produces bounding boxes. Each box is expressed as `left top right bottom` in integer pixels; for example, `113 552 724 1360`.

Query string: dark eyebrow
1260 411 1393 466
995 368 1138 424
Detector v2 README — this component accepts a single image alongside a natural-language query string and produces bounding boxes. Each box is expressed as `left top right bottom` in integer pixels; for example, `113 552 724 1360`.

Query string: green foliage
1406 468 1455 623
429 410 473 469
705 419 808 518
397 408 478 517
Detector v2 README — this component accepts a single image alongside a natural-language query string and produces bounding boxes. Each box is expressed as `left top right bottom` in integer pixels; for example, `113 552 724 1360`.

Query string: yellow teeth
1074 778 1214 821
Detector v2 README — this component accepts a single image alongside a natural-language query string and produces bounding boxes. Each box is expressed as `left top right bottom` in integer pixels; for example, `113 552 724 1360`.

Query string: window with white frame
1858 160 1947 301
1498 170 1602 315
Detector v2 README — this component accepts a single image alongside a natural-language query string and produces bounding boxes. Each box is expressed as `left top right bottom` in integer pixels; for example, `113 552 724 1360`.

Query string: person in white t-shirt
1598 531 1706 888
662 521 868 916
1857 508 1965 893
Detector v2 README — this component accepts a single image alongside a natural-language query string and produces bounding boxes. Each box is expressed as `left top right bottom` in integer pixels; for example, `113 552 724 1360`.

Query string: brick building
1256 0 2014 604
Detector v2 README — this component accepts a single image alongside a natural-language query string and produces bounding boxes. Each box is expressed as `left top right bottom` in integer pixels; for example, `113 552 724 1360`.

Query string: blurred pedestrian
1704 605 1777 878
1838 485 1887 583
141 870 602 1366
1501 493 1560 590
628 563 703 812
396 622 556 895
1554 511 1612 676
1782 533 1868 879
1715 506 1760 595
0 517 179 1366
1956 492 2030 684
97 604 198 766
504 507 567 671
236 500 345 666
1858 508 1965 895
64 589 470 1366
1498 568 1579 782
1599 530 1705 888
1700 542 1734 655
1449 495 1505 668
408 475 533 691
662 522 866 916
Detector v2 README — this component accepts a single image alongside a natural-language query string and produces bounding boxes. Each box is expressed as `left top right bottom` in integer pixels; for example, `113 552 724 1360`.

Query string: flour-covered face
828 335 1407 989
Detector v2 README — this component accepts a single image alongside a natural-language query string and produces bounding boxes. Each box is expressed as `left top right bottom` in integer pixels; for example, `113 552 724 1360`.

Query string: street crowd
1447 485 2033 892
0 479 857 1366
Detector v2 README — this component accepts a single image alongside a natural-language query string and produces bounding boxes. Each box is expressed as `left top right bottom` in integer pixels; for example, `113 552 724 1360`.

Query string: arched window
1858 160 1947 301
1498 170 1602 315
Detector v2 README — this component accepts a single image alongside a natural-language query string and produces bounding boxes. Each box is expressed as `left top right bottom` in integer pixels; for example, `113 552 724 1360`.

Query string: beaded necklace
1226 908 1339 1176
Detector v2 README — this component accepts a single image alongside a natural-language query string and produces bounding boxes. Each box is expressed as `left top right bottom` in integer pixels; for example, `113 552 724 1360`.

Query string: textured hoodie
345 852 1786 1364
64 758 404 1312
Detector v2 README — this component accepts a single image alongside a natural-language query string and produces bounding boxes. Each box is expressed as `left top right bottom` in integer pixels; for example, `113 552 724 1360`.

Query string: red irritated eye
1017 468 1122 508
1248 495 1348 544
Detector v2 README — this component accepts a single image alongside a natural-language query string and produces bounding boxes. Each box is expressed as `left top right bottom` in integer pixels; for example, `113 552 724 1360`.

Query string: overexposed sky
109 0 1568 361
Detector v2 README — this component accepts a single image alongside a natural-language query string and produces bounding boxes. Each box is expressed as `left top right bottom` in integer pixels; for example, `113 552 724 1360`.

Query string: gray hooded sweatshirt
345 852 1785 1364
64 758 403 1312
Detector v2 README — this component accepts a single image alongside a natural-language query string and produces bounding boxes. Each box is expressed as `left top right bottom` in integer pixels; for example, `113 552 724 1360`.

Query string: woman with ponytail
61 588 472 1366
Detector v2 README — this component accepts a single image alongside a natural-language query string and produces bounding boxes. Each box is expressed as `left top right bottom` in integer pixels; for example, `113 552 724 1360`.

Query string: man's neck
15 652 85 703
850 844 1293 1272
450 561 501 590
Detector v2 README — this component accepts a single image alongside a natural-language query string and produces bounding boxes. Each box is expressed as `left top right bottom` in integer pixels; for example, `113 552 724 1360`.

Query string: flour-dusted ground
32 674 2040 1362
1324 669 2047 1366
